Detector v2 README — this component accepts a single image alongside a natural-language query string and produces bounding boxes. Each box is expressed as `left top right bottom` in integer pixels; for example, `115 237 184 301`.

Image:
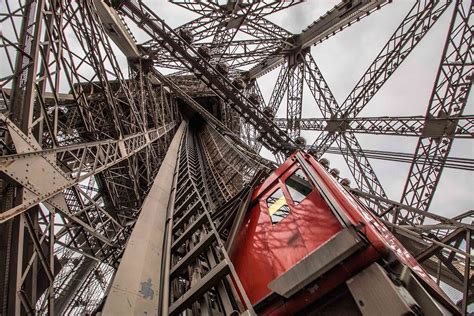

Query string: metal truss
0 0 176 313
286 61 305 139
275 115 474 138
400 0 473 223
299 0 460 211
209 2 254 63
0 112 175 224
149 0 297 72
308 145 474 171
267 63 290 116
336 132 388 212
245 0 390 79
0 0 472 314
303 53 338 119
350 188 473 314
304 60 388 212
270 0 472 219
117 0 296 155
263 48 386 212
337 0 454 117
152 68 272 171
301 0 456 211
240 80 267 152
170 0 303 17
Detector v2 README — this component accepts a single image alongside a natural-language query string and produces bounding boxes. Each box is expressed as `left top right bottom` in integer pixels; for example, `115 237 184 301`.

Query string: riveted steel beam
275 115 474 138
0 112 175 223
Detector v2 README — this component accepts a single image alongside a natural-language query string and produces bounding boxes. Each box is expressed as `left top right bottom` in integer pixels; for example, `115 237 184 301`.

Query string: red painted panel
278 163 343 254
232 156 345 305
231 203 275 302
231 151 454 314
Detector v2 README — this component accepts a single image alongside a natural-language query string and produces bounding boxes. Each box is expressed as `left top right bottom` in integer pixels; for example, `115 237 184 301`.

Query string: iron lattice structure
0 0 472 314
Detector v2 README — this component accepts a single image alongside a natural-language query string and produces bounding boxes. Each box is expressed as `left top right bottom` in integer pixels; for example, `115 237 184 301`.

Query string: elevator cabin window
285 168 312 204
266 188 291 225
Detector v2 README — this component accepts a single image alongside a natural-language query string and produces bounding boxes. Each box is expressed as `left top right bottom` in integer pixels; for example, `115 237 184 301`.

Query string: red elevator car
230 151 459 315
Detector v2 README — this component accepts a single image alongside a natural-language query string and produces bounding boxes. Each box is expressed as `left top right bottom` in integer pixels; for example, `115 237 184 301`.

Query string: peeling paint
139 278 154 300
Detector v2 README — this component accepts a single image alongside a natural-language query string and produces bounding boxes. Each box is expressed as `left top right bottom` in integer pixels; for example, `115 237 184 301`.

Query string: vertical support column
2 1 46 313
9 0 46 135
461 229 472 315
48 211 55 315
1 195 41 315
12 215 25 316
286 53 304 140
101 122 186 315
400 0 473 222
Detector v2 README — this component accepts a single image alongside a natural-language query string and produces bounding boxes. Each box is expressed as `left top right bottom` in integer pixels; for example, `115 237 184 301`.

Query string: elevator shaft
165 124 253 315
102 121 256 315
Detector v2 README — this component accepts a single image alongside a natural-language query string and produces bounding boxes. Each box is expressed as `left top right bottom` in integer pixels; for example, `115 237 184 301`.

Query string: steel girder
301 0 457 215
0 0 177 313
286 62 305 139
350 188 473 314
336 133 388 209
275 115 474 138
117 0 297 155
148 1 296 72
267 63 290 116
306 0 454 153
209 2 255 63
299 52 389 212
100 122 186 314
170 0 303 17
245 0 390 79
400 0 473 223
240 80 267 152
304 145 474 171
169 0 218 14
303 53 339 119
0 0 472 314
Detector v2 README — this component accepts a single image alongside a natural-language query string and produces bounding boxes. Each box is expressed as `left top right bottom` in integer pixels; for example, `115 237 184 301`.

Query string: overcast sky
1 1 471 219
264 1 473 219
137 1 472 219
